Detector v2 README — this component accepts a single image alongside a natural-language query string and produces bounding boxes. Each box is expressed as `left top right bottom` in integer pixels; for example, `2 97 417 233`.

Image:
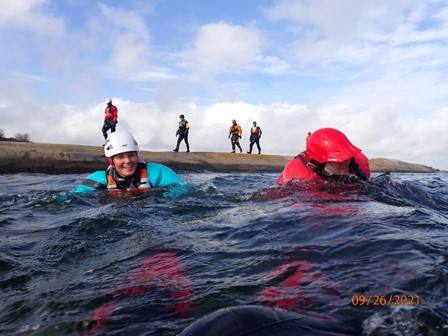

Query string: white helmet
106 98 112 104
104 131 139 157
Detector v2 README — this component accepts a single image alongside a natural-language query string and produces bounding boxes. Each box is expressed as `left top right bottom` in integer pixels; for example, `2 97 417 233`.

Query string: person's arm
147 163 188 198
113 106 118 123
55 171 107 202
147 163 185 187
74 171 107 193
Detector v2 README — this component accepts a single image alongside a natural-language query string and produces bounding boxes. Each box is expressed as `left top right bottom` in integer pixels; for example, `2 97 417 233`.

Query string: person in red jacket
102 98 118 140
277 128 370 185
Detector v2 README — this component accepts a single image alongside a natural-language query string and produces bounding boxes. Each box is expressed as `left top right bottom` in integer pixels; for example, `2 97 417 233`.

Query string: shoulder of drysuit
74 170 107 193
277 153 319 185
146 162 185 187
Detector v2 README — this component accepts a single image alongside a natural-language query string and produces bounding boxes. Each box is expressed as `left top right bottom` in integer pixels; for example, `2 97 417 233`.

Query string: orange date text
351 294 420 306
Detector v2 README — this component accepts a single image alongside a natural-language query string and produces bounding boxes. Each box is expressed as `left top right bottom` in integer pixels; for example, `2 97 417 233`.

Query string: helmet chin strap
108 165 127 183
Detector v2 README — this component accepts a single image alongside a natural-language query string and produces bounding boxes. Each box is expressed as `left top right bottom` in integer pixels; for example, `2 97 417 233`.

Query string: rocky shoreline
0 141 439 174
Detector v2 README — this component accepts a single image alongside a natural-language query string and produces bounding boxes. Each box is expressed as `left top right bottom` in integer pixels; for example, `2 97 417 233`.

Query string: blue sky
1 0 448 169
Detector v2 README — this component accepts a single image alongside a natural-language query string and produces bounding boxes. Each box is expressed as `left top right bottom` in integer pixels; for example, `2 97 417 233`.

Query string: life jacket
277 151 370 185
104 105 118 122
178 120 189 135
106 162 151 190
250 126 261 138
230 125 241 136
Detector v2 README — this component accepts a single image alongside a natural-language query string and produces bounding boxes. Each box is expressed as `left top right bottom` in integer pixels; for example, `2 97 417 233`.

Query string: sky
1 0 448 169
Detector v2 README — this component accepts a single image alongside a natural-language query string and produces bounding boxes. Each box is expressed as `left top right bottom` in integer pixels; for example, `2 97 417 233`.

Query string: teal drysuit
74 162 185 194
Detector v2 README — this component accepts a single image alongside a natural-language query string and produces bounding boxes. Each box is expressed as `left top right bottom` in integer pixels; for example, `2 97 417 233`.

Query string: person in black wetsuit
173 114 190 152
247 121 262 154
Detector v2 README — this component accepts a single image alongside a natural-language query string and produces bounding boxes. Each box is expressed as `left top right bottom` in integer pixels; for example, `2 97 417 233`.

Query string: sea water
0 172 447 335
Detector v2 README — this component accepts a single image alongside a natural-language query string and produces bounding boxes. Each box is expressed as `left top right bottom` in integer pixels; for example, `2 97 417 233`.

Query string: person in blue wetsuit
75 131 185 194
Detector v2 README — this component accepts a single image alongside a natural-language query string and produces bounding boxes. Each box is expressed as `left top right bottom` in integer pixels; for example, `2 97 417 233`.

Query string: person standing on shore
102 98 118 140
247 121 262 154
228 119 243 153
173 114 190 152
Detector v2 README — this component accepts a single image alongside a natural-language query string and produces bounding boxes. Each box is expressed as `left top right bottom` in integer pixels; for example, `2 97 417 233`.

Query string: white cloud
115 67 176 82
2 76 447 169
266 0 409 57
251 56 291 74
97 3 152 73
0 0 64 35
1 2 447 170
196 100 448 170
188 22 264 80
265 0 448 77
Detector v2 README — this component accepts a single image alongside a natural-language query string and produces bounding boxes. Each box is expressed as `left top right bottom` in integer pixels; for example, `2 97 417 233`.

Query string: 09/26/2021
351 294 420 306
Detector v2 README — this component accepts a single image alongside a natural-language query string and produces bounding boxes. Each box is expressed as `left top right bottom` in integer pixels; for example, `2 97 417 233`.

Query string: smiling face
112 151 138 177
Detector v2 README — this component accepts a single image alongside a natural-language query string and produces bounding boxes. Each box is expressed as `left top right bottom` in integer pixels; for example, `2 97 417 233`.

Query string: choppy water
0 172 448 335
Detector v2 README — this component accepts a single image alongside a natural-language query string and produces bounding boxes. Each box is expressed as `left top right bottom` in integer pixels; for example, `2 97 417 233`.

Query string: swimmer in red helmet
277 128 370 185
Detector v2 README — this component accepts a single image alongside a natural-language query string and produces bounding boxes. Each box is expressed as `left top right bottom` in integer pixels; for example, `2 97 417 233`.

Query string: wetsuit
102 104 118 139
248 126 262 154
74 162 185 193
174 119 190 152
228 124 242 153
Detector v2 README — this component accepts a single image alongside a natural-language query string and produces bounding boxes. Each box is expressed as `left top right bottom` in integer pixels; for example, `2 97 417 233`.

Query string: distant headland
0 141 440 174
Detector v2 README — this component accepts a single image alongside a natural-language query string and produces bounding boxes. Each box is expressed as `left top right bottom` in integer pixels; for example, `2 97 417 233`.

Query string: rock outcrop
0 141 439 174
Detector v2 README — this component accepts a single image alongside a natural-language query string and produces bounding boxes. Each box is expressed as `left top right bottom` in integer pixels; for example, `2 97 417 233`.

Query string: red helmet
306 128 361 163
